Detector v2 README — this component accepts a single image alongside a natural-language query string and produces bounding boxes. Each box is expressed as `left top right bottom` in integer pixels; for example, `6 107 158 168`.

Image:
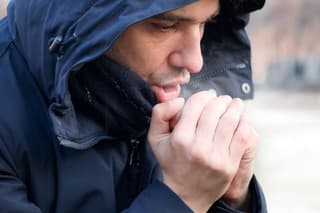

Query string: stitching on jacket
110 77 149 120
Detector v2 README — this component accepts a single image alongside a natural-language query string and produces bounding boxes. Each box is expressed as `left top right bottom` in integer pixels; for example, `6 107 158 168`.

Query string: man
0 0 266 212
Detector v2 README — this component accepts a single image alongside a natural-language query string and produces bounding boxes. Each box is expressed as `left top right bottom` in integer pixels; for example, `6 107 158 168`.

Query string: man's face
106 0 219 103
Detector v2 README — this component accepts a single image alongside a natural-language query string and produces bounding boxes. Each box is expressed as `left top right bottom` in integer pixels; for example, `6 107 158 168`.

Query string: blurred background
247 0 320 212
0 0 6 18
1 0 319 212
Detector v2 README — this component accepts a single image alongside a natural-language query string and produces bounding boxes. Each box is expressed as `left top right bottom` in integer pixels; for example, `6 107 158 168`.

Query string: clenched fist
148 91 259 212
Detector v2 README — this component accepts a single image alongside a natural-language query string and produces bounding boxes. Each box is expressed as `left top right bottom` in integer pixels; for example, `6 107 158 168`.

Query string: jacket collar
52 56 156 150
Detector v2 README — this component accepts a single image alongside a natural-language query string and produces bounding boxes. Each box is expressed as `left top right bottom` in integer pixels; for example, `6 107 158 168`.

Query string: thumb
148 98 185 140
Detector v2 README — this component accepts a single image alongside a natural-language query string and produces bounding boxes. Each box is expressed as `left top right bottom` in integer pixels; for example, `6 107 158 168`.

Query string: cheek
129 42 171 80
111 23 178 80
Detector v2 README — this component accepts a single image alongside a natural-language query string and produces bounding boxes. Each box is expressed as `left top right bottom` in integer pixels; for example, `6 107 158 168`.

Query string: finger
173 91 216 133
148 98 185 143
172 91 216 145
212 98 245 153
192 95 232 155
229 115 253 164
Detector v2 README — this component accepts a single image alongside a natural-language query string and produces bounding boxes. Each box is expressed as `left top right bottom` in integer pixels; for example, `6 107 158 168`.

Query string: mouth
151 81 187 103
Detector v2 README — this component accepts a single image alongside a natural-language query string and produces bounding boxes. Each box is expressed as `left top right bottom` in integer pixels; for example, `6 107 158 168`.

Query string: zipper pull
129 139 140 166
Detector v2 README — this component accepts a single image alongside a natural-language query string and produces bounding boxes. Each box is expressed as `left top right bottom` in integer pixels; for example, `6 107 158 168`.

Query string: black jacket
0 0 266 212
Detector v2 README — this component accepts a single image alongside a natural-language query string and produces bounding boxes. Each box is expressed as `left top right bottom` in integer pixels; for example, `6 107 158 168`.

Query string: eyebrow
152 10 220 23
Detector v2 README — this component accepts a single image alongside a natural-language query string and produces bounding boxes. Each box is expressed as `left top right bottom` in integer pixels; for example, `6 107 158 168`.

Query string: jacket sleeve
123 176 267 213
122 181 193 213
0 139 42 213
209 175 268 213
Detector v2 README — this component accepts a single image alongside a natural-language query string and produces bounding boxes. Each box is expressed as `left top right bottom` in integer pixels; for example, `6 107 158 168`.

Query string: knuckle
171 140 186 152
170 133 189 151
189 91 215 104
219 95 232 103
231 98 245 112
224 166 236 179
209 155 237 179
213 100 228 114
190 146 208 163
233 98 245 106
215 165 235 181
210 157 224 172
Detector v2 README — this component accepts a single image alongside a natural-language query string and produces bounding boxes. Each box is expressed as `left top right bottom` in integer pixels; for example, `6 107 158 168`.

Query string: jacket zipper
128 139 141 200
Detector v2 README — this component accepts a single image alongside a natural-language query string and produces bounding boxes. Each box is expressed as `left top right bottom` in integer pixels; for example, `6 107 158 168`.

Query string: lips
151 84 181 103
149 71 190 103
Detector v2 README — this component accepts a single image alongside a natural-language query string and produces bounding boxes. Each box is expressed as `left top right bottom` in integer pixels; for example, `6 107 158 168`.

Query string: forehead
151 0 220 23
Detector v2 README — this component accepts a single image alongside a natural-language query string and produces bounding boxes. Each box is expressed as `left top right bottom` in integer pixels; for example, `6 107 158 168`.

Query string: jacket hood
7 0 195 105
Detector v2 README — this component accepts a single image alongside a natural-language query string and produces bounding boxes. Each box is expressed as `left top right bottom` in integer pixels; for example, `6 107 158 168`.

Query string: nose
168 28 203 73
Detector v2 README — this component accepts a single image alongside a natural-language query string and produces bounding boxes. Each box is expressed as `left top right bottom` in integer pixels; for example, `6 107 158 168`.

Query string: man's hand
148 91 259 212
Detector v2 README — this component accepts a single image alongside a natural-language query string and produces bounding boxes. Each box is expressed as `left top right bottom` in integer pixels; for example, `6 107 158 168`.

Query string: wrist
223 189 251 212
163 178 213 213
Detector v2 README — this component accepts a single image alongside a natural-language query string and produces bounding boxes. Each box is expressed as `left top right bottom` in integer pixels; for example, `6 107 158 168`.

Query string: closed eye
151 22 178 32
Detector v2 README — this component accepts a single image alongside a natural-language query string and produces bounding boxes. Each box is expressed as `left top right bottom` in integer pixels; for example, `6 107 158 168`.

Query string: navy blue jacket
0 0 266 212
